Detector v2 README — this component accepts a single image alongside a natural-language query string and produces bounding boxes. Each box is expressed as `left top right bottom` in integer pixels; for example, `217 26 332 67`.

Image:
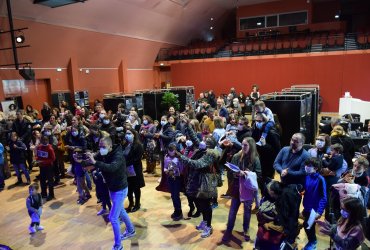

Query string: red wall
0 18 173 108
170 51 370 112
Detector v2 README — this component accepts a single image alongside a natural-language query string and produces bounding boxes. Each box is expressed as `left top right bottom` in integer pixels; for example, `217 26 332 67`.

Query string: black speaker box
19 68 35 80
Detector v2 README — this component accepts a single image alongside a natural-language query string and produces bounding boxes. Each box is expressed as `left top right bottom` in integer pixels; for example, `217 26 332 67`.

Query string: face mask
99 113 105 119
315 140 325 149
125 134 134 143
168 151 175 157
199 141 207 150
143 120 148 125
305 166 315 174
161 121 167 126
45 131 51 136
258 107 264 112
368 142 370 148
72 131 78 137
185 140 193 147
237 124 244 131
340 209 349 219
352 169 363 178
233 101 238 106
100 148 109 156
103 119 110 125
255 121 264 130
129 115 134 121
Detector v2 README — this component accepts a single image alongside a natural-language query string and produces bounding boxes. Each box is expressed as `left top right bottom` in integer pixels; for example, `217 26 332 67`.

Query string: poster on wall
1 100 16 118
2 80 28 96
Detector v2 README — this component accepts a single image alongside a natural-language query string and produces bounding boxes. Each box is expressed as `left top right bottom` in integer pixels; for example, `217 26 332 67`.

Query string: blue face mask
45 131 52 136
72 131 78 137
340 209 349 219
255 121 264 129
143 120 148 125
125 133 134 142
199 141 207 150
103 119 110 125
185 140 193 147
161 121 167 126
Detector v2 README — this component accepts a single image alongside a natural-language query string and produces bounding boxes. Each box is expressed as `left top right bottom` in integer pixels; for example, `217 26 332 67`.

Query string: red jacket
36 144 56 167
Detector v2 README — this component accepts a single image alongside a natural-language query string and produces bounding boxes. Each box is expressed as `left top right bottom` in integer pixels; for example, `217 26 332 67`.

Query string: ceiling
0 0 280 45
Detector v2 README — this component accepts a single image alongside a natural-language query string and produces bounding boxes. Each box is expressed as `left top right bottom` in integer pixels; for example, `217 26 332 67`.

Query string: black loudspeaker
19 68 35 80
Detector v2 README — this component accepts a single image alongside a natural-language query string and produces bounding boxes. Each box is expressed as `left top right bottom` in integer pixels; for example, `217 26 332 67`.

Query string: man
86 136 135 250
216 98 228 120
360 139 370 162
273 133 310 186
12 110 33 171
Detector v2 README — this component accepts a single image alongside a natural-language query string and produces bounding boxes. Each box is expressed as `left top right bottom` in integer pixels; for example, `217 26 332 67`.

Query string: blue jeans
28 208 42 224
109 187 134 247
168 176 182 212
85 171 92 190
13 163 30 181
226 198 252 233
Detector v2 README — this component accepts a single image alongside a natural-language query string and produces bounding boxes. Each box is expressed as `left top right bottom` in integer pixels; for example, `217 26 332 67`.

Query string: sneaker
201 226 213 238
131 205 140 213
77 198 87 205
303 240 317 250
120 229 136 240
29 225 36 234
220 194 231 199
111 245 123 250
211 203 218 209
97 209 107 216
46 196 55 201
196 221 207 231
36 225 44 231
243 231 250 241
187 208 194 217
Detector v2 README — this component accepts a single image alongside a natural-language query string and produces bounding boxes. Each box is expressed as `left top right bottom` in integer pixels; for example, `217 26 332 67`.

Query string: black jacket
331 135 355 168
122 142 145 188
159 123 175 151
12 119 32 144
95 144 128 192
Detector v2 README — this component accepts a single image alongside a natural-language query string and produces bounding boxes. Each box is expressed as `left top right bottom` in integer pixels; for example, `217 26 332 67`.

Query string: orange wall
170 51 370 112
0 18 172 107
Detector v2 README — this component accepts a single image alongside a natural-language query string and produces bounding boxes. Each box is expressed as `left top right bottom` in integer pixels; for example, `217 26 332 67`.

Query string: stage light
16 35 25 43
335 14 340 19
210 26 213 30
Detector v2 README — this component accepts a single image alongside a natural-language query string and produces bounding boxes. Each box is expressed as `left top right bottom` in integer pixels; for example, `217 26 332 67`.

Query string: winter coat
122 142 145 188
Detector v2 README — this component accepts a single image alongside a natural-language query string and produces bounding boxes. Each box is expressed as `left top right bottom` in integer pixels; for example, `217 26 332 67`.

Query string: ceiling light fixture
210 17 214 21
210 26 214 30
335 14 340 19
257 22 262 26
16 34 25 43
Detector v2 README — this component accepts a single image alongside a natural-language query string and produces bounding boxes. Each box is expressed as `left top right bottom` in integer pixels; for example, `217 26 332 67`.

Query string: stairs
345 35 358 50
310 44 323 52
215 50 232 58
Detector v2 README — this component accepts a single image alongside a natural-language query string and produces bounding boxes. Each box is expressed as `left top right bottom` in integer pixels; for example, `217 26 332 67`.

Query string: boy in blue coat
302 157 327 250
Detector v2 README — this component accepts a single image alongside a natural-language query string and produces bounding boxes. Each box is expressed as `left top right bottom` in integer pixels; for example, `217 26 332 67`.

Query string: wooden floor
0 162 366 250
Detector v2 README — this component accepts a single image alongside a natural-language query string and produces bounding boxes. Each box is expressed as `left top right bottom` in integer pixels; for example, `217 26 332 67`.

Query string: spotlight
16 35 25 43
210 26 213 30
257 22 262 26
335 14 340 19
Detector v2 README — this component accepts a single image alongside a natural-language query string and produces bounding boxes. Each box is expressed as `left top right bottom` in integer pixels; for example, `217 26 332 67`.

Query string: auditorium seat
232 45 239 53
238 44 246 54
336 34 345 47
267 41 275 51
327 36 336 47
260 41 268 52
357 34 367 47
252 42 260 53
275 39 283 50
245 43 253 53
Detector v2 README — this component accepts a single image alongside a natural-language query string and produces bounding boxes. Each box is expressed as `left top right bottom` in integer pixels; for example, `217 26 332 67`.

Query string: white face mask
185 140 193 147
72 131 78 137
199 141 207 150
100 148 109 156
45 131 51 136
103 119 110 125
352 169 363 178
99 113 105 119
315 140 325 149
161 121 167 126
305 166 315 174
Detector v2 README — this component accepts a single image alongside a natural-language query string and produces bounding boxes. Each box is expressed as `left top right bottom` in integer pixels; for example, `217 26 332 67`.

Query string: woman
126 111 140 131
139 115 158 174
331 125 355 168
308 133 331 160
26 105 39 120
177 126 220 239
184 104 195 120
250 84 260 117
254 180 284 250
222 137 262 242
212 116 226 143
318 197 365 250
122 128 145 213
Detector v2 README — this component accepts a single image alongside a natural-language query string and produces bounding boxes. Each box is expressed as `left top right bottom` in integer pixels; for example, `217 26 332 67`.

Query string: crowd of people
0 85 369 250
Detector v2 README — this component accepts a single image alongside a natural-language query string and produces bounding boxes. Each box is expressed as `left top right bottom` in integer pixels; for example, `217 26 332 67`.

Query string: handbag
126 165 136 177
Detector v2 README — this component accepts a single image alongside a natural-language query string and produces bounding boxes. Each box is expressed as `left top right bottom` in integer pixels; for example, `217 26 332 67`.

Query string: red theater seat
246 43 253 52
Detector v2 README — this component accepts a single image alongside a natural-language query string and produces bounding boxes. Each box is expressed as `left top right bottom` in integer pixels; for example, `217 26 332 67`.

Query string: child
318 197 365 250
8 132 31 185
322 143 343 221
302 157 327 250
26 183 44 234
36 135 56 200
254 101 275 146
164 143 184 221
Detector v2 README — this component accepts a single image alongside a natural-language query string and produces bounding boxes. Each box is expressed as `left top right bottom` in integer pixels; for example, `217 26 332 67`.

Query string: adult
41 102 52 124
359 138 370 162
222 137 262 242
273 133 310 186
26 105 39 120
99 114 117 140
122 128 145 213
155 115 175 192
203 108 215 133
86 136 135 250
177 134 220 238
184 104 195 120
12 110 33 171
320 118 341 135
216 98 228 120
250 84 260 106
236 116 252 144
330 125 355 168
308 133 331 160
212 116 225 143
139 115 158 174
252 113 281 186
